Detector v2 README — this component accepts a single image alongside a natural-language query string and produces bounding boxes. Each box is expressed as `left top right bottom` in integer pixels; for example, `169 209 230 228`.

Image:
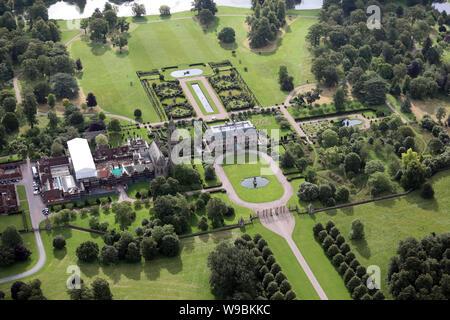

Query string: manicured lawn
69 8 316 123
61 30 80 44
126 181 150 199
292 216 352 300
0 214 24 231
0 220 322 300
16 185 27 201
245 221 320 300
293 170 450 299
0 232 38 279
0 228 220 299
222 154 284 203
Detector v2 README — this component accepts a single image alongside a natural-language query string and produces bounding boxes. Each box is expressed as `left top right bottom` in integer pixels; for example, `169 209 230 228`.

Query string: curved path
0 158 47 285
214 150 328 300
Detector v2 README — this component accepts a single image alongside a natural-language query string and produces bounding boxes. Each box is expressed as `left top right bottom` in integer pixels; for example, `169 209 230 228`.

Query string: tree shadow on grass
53 247 67 260
340 206 354 216
405 193 439 211
115 49 129 58
350 238 371 259
220 41 238 51
78 260 100 278
121 262 144 281
88 42 112 56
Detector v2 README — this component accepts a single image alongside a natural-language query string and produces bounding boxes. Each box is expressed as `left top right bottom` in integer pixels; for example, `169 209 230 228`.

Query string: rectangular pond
192 83 214 114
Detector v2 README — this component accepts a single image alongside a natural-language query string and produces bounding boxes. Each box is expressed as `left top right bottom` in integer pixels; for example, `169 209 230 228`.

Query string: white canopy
67 138 97 180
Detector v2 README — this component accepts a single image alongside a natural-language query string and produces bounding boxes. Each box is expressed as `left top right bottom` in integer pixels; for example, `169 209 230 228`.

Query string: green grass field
0 220 320 300
69 8 316 123
291 170 450 299
222 154 284 203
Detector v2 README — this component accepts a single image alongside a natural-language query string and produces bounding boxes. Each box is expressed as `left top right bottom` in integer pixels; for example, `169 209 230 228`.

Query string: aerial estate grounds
68 7 317 122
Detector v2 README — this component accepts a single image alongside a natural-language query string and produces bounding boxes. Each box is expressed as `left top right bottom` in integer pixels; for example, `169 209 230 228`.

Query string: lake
48 0 323 20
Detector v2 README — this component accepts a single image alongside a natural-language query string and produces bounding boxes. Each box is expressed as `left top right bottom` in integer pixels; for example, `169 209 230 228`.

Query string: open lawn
222 154 284 203
292 170 450 299
69 8 316 123
0 219 321 300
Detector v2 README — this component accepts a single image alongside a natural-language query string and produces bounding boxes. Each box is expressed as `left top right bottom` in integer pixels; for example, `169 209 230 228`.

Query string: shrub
343 268 356 284
312 222 324 236
335 234 345 246
352 284 369 300
76 241 99 262
340 243 351 255
329 226 340 239
280 280 292 294
325 221 335 232
318 230 328 243
338 262 349 275
285 290 296 300
322 235 335 251
332 253 345 267
349 219 365 240
275 271 287 285
52 236 66 250
346 276 362 294
99 245 119 265
345 251 356 264
327 244 340 258
350 259 361 270
270 263 282 275
265 255 276 269
356 265 367 278
266 281 279 298
262 273 275 289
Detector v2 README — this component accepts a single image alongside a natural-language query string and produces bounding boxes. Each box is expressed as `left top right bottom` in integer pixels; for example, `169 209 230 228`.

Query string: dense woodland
307 0 449 104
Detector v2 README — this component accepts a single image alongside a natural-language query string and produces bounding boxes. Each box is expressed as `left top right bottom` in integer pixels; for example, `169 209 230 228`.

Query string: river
48 0 324 20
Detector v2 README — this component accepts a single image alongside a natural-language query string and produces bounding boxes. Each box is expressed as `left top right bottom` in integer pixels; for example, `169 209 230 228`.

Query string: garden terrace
149 80 193 119
208 68 260 111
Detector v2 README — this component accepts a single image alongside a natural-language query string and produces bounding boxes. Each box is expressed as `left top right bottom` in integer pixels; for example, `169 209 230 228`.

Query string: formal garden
208 68 260 111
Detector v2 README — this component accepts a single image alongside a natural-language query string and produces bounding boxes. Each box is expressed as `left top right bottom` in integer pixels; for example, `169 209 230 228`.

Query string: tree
206 198 227 228
159 5 171 16
134 109 142 118
76 241 99 262
349 219 364 240
428 138 443 155
365 160 385 175
75 58 83 71
50 73 79 99
321 129 339 148
91 278 113 300
141 237 158 261
1 226 22 248
199 9 214 25
52 236 66 250
89 18 108 42
401 159 426 190
95 134 108 147
99 245 118 265
436 107 446 124
218 27 235 43
11 279 46 300
125 242 141 262
368 172 394 196
86 93 97 108
333 87 346 111
192 0 218 15
132 3 146 17
159 234 180 257
204 165 216 181
112 202 135 231
344 152 361 174
22 92 38 128
2 96 16 113
207 241 258 299
50 141 64 157
278 66 294 91
47 93 56 109
2 112 19 133
114 33 128 53
297 182 319 202
107 119 121 132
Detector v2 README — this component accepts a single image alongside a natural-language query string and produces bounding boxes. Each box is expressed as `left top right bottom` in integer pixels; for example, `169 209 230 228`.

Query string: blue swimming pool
111 168 123 177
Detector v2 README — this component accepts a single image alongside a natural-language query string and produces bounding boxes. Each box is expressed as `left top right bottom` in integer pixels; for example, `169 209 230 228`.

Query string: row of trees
313 221 385 300
208 233 296 299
